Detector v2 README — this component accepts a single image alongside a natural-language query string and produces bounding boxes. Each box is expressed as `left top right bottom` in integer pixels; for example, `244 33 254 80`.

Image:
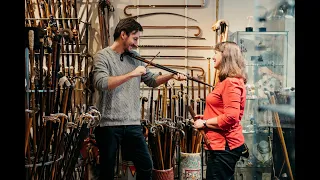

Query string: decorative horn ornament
211 19 230 86
212 19 229 42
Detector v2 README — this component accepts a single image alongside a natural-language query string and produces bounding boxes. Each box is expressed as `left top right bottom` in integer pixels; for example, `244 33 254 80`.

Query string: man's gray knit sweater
92 47 159 126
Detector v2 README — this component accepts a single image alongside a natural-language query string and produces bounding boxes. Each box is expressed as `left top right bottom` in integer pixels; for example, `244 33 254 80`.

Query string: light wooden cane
269 94 294 180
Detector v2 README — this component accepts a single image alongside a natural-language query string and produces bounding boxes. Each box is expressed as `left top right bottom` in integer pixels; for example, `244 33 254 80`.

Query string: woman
193 41 248 180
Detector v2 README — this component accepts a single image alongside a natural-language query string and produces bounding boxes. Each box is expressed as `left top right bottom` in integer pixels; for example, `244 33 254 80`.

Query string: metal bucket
120 160 136 180
152 167 174 180
179 152 202 180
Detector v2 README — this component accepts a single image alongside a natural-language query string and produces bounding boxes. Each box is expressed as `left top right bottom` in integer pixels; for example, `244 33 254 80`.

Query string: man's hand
173 73 187 81
130 66 146 77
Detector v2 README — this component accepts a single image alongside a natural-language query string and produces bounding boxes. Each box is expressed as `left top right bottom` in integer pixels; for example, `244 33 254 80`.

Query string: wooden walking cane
203 74 207 101
25 38 32 157
179 83 184 119
207 57 211 93
123 1 206 16
167 86 172 119
191 128 197 153
197 79 201 114
142 26 202 37
156 88 161 121
27 30 38 155
267 92 294 180
191 70 195 111
168 128 174 169
162 83 168 119
163 126 168 168
141 97 148 120
187 105 210 147
156 127 165 170
171 81 176 121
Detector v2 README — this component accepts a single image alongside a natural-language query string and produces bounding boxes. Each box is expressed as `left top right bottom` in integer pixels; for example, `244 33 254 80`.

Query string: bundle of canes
148 119 184 170
187 105 211 149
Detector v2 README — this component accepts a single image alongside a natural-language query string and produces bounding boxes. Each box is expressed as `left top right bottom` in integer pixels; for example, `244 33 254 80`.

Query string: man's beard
125 41 138 51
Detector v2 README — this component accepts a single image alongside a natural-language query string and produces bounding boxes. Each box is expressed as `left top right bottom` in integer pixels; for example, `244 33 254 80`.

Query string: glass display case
228 31 294 180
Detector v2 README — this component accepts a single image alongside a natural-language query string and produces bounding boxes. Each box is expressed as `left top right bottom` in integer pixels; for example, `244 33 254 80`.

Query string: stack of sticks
180 122 203 153
147 120 184 170
145 116 204 172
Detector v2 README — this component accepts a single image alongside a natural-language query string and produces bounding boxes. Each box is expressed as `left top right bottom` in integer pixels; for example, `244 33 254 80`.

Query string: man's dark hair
113 18 143 40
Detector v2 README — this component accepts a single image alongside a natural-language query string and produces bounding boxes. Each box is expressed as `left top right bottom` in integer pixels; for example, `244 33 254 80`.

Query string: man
92 17 186 180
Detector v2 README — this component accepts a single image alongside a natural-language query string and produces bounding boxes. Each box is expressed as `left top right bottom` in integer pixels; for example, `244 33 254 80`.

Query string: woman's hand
194 115 204 120
193 119 206 129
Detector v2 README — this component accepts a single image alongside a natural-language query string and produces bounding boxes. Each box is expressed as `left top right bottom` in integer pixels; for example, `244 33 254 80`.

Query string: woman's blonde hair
214 41 247 84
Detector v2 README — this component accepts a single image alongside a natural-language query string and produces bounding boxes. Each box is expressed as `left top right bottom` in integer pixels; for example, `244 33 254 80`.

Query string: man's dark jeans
206 144 246 180
94 125 153 180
